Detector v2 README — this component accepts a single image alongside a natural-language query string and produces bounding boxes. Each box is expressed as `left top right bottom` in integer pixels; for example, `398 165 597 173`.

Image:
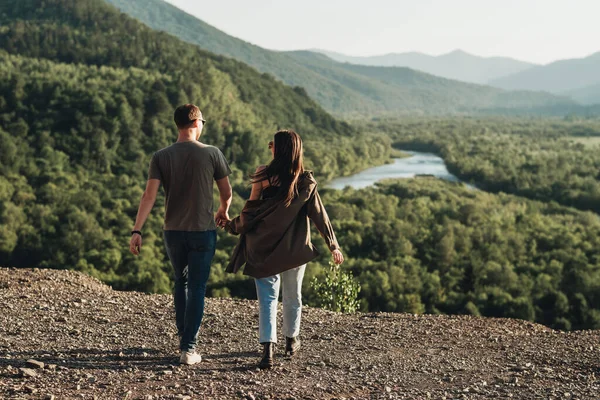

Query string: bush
311 261 361 313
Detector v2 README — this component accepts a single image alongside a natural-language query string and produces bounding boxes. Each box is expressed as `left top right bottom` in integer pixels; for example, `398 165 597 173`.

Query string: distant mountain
490 52 600 95
565 83 600 105
285 51 574 114
104 0 574 116
314 49 537 84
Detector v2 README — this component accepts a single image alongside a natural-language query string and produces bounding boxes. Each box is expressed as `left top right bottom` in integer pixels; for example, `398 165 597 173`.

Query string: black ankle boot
285 336 301 356
259 342 274 369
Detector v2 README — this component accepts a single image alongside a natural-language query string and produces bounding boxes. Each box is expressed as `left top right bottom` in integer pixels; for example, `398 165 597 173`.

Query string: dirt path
0 268 598 399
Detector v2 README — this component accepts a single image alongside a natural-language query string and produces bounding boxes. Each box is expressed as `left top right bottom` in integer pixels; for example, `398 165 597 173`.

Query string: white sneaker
179 351 202 365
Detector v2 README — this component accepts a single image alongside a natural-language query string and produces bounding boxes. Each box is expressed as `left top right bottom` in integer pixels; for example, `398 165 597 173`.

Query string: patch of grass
569 137 600 147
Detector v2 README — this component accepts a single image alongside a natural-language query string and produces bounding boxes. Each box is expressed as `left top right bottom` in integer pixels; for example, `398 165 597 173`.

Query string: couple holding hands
129 104 344 369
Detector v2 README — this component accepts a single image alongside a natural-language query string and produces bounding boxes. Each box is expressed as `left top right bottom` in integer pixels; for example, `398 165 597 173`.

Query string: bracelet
131 230 142 236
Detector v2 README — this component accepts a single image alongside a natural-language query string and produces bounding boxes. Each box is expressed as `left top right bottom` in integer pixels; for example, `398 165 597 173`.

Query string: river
328 151 468 190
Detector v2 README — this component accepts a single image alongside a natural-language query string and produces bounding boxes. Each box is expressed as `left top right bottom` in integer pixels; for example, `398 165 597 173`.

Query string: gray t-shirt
148 141 231 231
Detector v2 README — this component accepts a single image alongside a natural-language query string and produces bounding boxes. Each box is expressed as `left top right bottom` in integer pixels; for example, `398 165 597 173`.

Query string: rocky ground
0 268 598 400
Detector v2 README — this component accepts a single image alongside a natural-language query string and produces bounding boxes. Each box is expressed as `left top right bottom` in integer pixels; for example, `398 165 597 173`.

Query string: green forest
373 118 600 212
1 0 600 332
0 0 389 292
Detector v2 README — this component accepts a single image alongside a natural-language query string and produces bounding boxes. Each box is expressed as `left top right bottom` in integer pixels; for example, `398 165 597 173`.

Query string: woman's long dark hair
251 129 305 207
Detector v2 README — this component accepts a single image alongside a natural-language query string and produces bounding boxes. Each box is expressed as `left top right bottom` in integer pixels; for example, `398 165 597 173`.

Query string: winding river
328 151 468 190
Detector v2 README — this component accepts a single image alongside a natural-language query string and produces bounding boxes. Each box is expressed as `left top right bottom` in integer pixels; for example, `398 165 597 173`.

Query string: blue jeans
164 230 216 352
255 265 306 343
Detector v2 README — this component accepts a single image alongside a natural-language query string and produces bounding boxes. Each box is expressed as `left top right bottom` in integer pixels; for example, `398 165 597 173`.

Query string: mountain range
104 0 575 116
314 49 537 85
490 52 600 104
316 49 600 106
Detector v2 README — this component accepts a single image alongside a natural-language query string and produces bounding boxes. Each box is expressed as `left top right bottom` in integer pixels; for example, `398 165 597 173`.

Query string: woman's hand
332 249 344 265
215 206 230 228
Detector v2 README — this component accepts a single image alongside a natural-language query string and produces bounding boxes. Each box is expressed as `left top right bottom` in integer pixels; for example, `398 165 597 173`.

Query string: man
129 104 232 365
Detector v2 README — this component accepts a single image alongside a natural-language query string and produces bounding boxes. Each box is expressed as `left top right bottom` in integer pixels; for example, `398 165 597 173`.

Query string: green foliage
2 0 599 332
0 0 391 293
310 261 361 313
314 179 600 330
371 117 600 212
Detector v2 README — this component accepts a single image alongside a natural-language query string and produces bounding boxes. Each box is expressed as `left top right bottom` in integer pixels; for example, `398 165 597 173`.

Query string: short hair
174 104 204 129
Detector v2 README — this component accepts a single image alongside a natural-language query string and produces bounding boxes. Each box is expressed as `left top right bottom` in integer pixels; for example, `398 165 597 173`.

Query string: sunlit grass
569 137 600 147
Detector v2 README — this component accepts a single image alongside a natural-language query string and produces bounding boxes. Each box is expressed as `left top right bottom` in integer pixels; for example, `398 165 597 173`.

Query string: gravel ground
0 268 598 399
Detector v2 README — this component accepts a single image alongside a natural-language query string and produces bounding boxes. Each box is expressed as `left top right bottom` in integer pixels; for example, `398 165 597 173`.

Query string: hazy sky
164 0 599 65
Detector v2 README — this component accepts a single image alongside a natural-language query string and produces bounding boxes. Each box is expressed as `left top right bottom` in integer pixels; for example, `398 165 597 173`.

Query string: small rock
26 359 45 369
19 368 38 378
47 364 57 371
44 395 55 400
245 394 256 400
385 386 392 393
24 385 38 394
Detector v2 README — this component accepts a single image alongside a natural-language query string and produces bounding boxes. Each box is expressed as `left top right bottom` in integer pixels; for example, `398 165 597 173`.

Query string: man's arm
215 176 232 227
129 179 160 255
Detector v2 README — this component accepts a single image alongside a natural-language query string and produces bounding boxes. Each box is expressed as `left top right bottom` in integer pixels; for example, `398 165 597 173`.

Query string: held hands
332 249 344 265
215 207 230 229
129 233 142 256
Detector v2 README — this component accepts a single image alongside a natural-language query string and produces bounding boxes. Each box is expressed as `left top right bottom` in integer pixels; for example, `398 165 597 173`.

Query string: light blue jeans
254 264 306 343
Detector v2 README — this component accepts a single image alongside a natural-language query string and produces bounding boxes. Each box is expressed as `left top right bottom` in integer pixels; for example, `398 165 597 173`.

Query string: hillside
565 82 600 105
0 0 353 142
103 0 575 115
287 51 572 113
315 49 537 85
0 0 391 292
490 52 600 102
1 268 598 399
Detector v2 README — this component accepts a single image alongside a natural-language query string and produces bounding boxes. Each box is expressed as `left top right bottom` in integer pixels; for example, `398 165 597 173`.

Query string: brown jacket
225 172 339 278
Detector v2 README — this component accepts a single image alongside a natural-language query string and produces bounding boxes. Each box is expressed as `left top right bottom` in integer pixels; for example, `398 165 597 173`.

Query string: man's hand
215 176 232 228
130 233 142 255
215 207 230 228
332 249 344 265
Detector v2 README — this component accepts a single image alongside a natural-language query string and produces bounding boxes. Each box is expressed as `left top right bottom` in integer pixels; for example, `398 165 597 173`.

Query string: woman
223 129 344 369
